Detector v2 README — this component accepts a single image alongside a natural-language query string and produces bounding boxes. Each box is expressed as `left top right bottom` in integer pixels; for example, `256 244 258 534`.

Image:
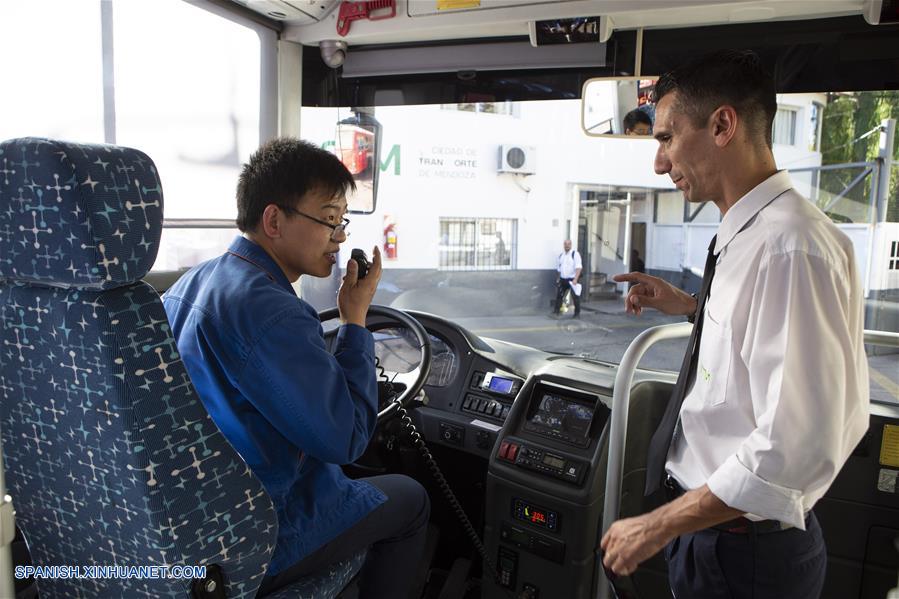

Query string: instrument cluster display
373 327 458 387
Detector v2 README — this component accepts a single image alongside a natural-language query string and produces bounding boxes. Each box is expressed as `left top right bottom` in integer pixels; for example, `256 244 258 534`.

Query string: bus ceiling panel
279 0 863 46
341 40 607 78
605 0 861 32
228 0 337 26
282 0 603 45
205 0 285 30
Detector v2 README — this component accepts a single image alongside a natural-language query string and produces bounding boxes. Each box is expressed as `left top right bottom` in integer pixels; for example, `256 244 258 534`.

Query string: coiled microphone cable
374 358 507 590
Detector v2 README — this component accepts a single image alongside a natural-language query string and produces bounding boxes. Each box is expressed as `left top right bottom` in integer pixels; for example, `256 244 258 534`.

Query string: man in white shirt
555 239 582 317
601 50 869 599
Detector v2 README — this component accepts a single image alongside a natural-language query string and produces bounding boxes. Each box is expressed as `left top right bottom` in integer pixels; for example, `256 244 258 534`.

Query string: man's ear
710 105 738 147
259 204 283 239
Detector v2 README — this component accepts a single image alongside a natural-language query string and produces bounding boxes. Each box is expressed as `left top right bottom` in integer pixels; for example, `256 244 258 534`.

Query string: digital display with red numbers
512 498 559 531
527 508 547 525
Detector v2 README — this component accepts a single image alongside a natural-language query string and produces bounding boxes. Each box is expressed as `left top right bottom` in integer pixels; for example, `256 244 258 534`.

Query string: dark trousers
258 474 430 599
666 512 826 599
554 278 580 315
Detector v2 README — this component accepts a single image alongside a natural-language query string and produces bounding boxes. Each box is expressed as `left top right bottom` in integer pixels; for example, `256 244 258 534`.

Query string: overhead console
484 376 612 599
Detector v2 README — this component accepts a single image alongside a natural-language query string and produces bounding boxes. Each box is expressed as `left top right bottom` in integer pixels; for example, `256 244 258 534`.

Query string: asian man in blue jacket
163 138 429 598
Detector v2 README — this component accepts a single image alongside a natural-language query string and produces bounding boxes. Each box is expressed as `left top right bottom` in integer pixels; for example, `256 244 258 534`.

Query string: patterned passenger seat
0 138 364 598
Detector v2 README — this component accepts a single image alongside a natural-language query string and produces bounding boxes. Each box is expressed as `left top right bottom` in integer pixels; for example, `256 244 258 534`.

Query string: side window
112 1 275 271
113 0 264 221
0 0 277 272
0 2 105 142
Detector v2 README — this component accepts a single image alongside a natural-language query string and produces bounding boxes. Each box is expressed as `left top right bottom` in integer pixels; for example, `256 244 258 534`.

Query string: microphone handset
351 248 371 279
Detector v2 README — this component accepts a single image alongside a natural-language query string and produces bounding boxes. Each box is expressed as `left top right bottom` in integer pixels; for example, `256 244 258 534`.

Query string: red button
499 441 511 460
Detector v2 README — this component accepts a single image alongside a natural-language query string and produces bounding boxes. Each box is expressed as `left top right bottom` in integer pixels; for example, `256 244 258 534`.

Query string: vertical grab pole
597 326 899 599
0 421 16 599
597 322 692 599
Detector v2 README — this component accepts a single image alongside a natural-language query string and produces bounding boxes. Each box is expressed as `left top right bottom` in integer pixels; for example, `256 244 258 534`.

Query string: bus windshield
299 96 899 406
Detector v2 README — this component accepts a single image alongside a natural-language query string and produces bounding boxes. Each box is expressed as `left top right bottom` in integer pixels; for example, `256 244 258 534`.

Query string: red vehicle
336 124 374 177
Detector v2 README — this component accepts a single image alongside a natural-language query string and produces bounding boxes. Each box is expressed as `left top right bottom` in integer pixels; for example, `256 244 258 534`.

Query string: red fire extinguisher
383 221 397 259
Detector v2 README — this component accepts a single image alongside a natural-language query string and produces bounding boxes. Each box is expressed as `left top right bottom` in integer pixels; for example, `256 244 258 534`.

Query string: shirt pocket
695 310 732 406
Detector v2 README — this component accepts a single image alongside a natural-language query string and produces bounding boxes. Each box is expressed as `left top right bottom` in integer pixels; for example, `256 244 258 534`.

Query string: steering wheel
319 304 431 422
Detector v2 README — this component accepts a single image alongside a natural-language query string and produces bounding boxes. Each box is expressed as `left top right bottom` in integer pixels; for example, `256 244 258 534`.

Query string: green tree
819 91 899 222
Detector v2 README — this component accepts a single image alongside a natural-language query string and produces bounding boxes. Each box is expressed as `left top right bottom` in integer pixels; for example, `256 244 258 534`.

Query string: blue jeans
258 474 430 598
666 512 826 599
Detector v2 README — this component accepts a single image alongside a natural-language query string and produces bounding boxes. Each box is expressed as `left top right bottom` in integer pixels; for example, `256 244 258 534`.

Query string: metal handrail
864 329 899 348
597 325 899 599
597 322 691 599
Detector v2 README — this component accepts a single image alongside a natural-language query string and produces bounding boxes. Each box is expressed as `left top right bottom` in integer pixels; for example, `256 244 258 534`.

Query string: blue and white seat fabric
263 550 368 599
0 137 279 597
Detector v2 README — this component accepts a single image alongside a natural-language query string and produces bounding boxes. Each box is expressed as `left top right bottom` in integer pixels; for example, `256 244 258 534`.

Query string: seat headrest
0 137 163 289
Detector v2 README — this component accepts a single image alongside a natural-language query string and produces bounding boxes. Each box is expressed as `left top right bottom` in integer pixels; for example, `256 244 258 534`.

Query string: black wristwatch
686 293 699 324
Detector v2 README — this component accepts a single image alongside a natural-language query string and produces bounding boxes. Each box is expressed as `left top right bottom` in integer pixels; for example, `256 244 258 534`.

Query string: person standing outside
163 138 429 598
554 239 582 317
495 230 508 266
601 50 869 599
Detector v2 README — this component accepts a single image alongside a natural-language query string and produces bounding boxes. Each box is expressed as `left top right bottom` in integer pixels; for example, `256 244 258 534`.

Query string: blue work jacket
162 236 385 575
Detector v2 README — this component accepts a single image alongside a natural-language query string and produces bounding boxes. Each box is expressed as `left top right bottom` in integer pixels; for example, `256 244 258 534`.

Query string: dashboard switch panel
462 393 510 422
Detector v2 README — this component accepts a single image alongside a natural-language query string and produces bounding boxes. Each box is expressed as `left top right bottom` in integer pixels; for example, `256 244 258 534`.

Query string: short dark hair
236 137 356 232
623 108 653 132
653 50 777 147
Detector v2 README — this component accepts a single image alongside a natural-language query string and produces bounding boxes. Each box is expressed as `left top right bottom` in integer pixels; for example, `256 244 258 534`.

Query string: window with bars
890 240 899 271
439 218 517 270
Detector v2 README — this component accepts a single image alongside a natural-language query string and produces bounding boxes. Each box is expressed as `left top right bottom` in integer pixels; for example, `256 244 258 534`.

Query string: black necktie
644 235 718 495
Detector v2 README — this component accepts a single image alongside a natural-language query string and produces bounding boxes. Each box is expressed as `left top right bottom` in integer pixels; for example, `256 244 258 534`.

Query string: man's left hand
600 513 670 576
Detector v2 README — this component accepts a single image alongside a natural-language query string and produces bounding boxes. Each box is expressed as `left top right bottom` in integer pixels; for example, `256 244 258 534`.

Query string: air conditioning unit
497 145 536 174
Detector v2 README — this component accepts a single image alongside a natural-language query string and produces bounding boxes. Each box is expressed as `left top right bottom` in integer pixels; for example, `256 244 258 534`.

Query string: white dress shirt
667 170 870 530
557 250 582 279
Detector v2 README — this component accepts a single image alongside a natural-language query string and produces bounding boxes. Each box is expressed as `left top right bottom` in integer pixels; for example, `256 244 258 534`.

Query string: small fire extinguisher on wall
383 215 397 260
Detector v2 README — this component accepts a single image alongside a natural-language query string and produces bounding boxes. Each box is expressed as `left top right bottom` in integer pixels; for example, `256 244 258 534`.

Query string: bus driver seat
0 138 365 598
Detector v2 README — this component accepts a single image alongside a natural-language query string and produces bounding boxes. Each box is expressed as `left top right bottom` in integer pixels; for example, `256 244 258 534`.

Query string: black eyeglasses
278 205 350 239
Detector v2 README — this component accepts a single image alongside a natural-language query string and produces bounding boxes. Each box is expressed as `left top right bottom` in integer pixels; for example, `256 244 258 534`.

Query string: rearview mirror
335 111 381 214
581 76 658 138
